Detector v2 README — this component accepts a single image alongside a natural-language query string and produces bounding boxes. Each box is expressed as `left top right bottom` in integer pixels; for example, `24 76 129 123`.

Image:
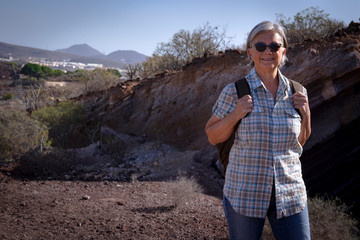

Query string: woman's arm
205 95 253 145
292 92 311 146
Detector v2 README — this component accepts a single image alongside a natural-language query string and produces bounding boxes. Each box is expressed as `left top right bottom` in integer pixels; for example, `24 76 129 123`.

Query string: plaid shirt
213 68 307 219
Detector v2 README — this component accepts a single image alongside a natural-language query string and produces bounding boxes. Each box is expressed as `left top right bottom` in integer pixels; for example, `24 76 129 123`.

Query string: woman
205 21 311 240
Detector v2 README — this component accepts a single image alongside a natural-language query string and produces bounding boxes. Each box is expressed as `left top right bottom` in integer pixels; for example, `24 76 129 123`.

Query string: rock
82 195 90 200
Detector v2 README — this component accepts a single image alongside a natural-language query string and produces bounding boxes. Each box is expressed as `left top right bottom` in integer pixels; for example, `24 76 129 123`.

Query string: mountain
105 50 147 64
0 42 146 68
56 44 104 57
56 44 147 65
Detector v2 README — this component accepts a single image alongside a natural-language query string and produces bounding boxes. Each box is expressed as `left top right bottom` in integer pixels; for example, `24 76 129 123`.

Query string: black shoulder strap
289 79 304 94
234 77 250 99
232 77 250 129
289 79 304 118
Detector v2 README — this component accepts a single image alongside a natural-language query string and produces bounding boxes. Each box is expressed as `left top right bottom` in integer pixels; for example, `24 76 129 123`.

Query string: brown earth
0 169 231 240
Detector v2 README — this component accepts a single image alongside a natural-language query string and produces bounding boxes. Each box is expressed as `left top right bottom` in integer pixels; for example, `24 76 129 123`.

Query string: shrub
308 196 359 239
32 101 86 148
19 147 81 176
277 7 345 45
21 63 44 79
85 68 119 92
261 196 359 240
169 175 204 208
0 109 48 163
2 92 14 100
140 23 231 77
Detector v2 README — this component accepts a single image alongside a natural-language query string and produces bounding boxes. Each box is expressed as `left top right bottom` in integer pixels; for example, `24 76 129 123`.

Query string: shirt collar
246 68 289 97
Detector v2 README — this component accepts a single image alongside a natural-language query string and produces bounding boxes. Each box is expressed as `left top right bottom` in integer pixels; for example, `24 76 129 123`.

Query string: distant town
1 54 105 71
0 54 129 80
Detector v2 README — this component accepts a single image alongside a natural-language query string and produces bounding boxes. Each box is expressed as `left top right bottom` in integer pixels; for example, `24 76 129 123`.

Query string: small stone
82 195 90 200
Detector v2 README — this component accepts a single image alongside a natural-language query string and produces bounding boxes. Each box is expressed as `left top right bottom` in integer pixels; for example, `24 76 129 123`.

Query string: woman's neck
255 67 279 101
255 67 278 83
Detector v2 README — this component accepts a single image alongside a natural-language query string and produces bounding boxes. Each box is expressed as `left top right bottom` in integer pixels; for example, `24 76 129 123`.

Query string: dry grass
169 175 204 208
261 196 359 240
308 196 359 240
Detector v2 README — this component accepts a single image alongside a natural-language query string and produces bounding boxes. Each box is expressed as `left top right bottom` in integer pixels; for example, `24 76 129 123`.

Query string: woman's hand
234 95 253 119
205 95 253 145
292 92 310 118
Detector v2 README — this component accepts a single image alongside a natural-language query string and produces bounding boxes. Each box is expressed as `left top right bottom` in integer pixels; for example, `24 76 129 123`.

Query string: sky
0 0 359 56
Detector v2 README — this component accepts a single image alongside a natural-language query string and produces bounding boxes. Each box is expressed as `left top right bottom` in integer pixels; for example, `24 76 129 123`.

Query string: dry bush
169 175 204 208
18 147 83 177
308 196 359 240
261 196 359 240
0 109 48 163
32 101 87 148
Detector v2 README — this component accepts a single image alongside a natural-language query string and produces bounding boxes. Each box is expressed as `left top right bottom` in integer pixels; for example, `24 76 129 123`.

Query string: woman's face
247 31 286 72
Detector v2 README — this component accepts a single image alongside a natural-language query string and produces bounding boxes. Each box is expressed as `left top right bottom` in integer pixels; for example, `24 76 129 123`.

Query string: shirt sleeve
212 83 237 119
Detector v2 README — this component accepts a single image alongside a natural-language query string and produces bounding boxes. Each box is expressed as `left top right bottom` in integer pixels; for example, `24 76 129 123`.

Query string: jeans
223 187 311 240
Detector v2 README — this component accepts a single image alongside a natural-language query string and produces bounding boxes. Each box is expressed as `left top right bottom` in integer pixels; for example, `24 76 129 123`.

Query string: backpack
216 77 304 175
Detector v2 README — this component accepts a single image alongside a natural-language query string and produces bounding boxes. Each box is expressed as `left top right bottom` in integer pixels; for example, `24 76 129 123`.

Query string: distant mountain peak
56 44 104 57
105 50 147 64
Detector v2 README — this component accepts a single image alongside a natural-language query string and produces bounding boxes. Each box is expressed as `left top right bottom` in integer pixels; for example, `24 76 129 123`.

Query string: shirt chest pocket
283 108 301 135
239 105 268 137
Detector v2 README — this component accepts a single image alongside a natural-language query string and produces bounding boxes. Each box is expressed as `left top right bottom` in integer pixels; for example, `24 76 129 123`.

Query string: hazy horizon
1 0 359 56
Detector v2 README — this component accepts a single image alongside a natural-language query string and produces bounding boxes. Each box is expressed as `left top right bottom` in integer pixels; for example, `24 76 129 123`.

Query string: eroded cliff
79 22 360 213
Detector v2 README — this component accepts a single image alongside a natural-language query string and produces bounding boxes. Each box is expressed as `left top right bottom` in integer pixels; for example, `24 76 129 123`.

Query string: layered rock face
80 22 360 213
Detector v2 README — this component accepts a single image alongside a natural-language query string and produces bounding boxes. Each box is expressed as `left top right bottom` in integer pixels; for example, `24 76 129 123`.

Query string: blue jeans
223 188 311 240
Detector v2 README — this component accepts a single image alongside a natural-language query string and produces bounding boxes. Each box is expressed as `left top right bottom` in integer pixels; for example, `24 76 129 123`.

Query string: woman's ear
247 48 253 60
282 48 287 57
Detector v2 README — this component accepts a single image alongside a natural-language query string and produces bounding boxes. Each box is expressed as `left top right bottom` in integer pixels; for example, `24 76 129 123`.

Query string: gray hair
246 21 288 67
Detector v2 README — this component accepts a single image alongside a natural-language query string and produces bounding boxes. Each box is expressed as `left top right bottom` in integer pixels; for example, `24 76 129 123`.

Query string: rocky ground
0 139 222 240
0 135 279 240
0 172 227 240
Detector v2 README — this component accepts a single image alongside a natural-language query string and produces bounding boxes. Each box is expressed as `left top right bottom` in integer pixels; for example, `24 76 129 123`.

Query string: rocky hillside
77 22 360 215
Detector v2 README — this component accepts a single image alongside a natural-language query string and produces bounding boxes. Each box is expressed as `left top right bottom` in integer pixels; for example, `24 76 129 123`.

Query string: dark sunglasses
250 42 283 52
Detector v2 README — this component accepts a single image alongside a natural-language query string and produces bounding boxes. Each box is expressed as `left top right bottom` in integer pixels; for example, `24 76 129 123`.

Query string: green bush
20 63 65 79
0 110 48 163
21 63 44 79
32 101 86 148
2 92 14 100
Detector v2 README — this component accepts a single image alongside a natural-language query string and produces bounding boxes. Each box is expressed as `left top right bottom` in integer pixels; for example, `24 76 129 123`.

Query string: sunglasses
250 42 283 52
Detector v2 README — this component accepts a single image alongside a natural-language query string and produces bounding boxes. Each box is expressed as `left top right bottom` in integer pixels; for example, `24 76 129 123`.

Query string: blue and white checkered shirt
213 68 307 219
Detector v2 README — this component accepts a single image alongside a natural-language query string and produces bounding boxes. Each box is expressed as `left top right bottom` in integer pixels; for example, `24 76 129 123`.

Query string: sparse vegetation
79 68 120 93
277 6 345 45
19 147 82 176
170 175 204 208
0 109 48 163
2 92 14 100
140 22 231 77
124 63 142 80
31 101 86 148
308 196 359 239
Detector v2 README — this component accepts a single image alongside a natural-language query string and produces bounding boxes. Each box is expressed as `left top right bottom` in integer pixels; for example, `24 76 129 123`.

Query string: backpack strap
289 79 304 118
235 77 250 99
233 77 250 129
289 79 304 94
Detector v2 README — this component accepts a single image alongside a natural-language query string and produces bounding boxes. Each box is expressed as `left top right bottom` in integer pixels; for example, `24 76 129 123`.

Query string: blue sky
1 0 359 56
